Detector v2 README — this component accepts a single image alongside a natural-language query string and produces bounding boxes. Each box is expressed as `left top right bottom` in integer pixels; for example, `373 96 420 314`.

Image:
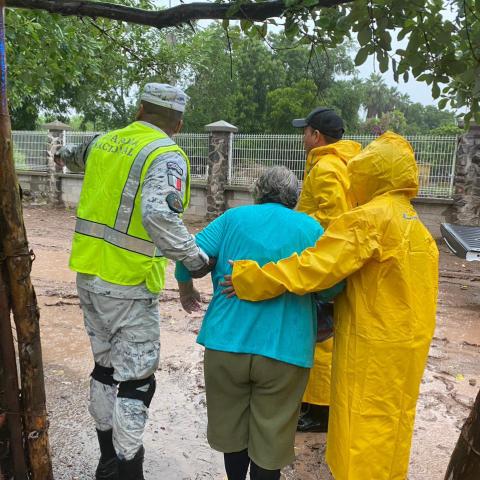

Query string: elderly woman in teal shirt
175 166 341 480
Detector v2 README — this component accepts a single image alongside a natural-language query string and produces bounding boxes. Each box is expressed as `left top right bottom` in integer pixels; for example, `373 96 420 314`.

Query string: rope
0 249 36 280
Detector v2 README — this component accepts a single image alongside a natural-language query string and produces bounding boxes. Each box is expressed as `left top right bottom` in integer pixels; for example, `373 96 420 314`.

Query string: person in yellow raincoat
223 132 439 480
292 107 362 432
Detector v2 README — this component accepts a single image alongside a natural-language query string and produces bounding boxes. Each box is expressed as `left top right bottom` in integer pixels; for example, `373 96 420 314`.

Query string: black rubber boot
297 405 329 433
118 446 145 480
95 429 119 479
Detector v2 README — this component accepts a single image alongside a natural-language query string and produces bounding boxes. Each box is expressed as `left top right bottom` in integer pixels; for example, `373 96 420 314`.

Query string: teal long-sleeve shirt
175 203 343 368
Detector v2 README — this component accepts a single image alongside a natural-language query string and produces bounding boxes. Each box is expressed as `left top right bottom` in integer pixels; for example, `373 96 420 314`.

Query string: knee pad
91 362 116 386
117 375 156 408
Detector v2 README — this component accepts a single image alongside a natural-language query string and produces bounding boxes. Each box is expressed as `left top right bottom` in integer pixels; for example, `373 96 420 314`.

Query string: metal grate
65 131 102 146
231 134 306 186
14 130 458 199
441 223 480 261
12 131 48 171
230 134 458 199
64 131 210 181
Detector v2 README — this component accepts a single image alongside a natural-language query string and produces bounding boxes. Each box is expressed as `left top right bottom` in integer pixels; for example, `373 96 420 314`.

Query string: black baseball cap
292 107 345 139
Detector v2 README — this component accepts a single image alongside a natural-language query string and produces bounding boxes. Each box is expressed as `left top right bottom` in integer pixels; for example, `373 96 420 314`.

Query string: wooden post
0 264 28 479
444 388 480 479
0 2 53 479
0 330 14 480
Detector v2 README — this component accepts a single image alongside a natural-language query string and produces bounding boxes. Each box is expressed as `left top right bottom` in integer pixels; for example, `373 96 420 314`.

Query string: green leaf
354 46 370 66
431 82 440 99
417 73 433 84
316 16 331 28
475 111 480 126
397 28 410 42
357 27 371 46
240 19 252 32
259 22 268 38
336 15 350 31
463 112 472 128
379 54 389 73
377 30 392 50
437 98 448 110
285 21 299 39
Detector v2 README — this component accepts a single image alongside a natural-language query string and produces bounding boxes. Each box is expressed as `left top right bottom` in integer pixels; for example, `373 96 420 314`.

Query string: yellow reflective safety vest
69 121 190 294
232 132 439 480
297 140 362 407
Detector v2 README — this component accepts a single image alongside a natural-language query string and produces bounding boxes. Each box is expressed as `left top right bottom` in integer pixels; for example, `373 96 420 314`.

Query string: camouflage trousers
78 286 160 461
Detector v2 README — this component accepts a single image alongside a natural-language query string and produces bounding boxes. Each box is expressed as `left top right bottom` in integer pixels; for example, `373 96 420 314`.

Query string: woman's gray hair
252 166 299 209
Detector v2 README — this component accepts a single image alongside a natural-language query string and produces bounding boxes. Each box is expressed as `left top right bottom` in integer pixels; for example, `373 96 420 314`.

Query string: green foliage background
6 0 472 134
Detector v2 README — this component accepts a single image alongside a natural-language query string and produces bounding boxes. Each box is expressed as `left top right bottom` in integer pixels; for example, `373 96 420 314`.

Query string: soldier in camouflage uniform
56 84 213 480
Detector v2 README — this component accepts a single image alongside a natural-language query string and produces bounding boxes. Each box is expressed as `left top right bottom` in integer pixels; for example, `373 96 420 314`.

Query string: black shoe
96 457 119 480
96 429 118 480
297 406 329 433
118 446 145 480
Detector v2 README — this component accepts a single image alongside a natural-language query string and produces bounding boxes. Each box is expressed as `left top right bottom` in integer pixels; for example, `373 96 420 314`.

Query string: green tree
229 37 286 132
183 27 237 131
323 79 363 131
359 73 409 119
7 0 480 121
184 25 361 132
269 34 355 92
7 1 193 130
266 79 318 132
359 110 409 135
401 103 457 135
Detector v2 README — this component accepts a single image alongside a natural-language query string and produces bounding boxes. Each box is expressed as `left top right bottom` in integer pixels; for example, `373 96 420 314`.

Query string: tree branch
6 0 352 29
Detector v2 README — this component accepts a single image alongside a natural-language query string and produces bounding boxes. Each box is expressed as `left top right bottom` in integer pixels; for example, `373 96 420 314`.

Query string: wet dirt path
23 206 480 480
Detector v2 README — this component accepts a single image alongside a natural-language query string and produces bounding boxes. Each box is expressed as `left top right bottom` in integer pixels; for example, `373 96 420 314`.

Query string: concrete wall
17 171 452 238
17 171 51 203
412 198 453 238
60 174 83 206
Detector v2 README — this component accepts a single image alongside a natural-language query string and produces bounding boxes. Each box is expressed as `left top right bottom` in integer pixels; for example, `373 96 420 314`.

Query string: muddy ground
22 205 480 480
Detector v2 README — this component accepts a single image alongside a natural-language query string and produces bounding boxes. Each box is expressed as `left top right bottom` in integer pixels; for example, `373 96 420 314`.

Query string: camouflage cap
140 83 188 112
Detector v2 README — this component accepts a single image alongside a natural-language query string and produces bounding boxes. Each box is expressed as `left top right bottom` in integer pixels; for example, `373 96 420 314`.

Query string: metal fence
64 131 211 180
231 134 459 199
12 131 48 171
65 131 100 145
12 130 458 199
175 133 209 180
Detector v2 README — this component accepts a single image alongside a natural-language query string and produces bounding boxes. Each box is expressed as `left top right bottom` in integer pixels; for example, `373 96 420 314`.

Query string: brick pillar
453 123 480 225
204 120 238 220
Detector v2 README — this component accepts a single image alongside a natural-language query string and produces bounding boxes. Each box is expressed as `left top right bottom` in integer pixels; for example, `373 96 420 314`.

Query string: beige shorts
204 349 309 470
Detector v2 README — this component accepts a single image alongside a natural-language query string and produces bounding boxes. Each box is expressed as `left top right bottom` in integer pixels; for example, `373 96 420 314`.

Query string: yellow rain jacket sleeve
232 206 380 300
232 132 439 480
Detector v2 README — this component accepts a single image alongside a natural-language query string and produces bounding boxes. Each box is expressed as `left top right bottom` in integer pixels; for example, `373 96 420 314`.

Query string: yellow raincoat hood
232 131 439 480
306 139 361 174
348 131 419 206
298 140 362 229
